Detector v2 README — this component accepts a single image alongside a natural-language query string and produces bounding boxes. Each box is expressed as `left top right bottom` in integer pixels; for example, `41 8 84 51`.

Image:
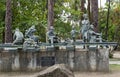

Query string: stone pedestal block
96 48 109 72
74 49 88 71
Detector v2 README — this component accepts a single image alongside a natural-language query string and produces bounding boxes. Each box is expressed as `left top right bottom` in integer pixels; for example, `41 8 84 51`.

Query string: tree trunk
5 0 12 43
48 0 54 29
75 0 78 10
47 0 54 42
90 0 99 32
80 0 86 13
80 0 86 20
2 30 5 43
87 0 91 23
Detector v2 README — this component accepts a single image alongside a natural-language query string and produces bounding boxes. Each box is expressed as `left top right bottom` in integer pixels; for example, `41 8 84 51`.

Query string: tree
90 0 99 32
5 0 12 43
80 0 86 13
48 0 54 29
87 0 91 23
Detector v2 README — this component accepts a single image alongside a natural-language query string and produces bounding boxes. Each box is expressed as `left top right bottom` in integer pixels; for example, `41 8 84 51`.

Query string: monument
0 17 118 72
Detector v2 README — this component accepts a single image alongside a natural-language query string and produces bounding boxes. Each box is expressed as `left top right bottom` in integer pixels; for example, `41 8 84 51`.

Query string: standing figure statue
25 25 39 43
13 28 24 45
70 26 77 42
80 14 90 42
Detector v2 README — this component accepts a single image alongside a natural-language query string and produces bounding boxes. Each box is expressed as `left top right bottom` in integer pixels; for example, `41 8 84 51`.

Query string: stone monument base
0 48 109 72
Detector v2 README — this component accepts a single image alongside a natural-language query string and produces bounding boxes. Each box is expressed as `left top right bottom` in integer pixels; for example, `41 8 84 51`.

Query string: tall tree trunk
2 30 5 43
80 0 86 20
5 0 12 43
48 0 54 29
75 0 78 10
47 0 54 42
87 0 91 23
90 0 99 32
80 0 86 13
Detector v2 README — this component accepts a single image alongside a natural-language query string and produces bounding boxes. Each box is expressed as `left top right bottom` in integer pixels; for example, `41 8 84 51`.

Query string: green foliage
98 1 120 48
0 0 82 43
110 64 120 71
4 0 120 44
11 0 48 41
54 0 81 39
0 0 5 43
54 19 71 38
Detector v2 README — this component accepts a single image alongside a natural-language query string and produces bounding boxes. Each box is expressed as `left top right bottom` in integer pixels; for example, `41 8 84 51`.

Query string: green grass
110 64 120 71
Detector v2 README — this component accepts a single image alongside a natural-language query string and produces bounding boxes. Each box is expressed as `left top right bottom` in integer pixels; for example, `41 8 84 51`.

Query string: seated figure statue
25 25 39 43
46 26 55 44
13 28 24 45
25 25 36 38
88 24 102 43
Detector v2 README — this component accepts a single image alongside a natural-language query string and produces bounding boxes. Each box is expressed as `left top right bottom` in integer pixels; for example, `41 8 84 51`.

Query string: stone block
96 48 109 72
88 48 97 71
74 50 88 71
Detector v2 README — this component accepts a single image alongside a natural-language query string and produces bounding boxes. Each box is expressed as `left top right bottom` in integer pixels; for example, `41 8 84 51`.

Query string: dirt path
75 71 120 77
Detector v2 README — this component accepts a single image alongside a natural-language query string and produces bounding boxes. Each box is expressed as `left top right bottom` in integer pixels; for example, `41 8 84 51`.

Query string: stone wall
0 48 109 72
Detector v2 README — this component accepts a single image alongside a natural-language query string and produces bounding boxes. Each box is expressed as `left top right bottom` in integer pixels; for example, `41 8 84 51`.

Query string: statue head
31 25 35 28
49 26 54 30
90 24 94 30
72 26 75 30
83 14 88 20
15 28 20 32
30 25 36 32
49 26 54 32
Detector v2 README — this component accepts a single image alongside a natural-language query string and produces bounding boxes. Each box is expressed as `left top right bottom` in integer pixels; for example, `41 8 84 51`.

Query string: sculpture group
13 14 103 49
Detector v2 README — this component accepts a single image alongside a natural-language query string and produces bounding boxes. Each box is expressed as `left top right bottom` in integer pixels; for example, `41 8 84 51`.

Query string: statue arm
20 32 24 38
13 33 16 40
94 32 102 36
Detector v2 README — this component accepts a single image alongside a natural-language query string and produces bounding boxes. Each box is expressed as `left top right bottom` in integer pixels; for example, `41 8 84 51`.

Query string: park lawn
110 64 120 71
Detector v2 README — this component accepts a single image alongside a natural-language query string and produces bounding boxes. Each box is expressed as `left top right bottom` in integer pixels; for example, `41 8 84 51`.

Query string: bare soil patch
75 71 120 77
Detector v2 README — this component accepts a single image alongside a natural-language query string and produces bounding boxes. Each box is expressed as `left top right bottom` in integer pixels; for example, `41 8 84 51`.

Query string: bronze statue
25 25 39 43
13 28 24 45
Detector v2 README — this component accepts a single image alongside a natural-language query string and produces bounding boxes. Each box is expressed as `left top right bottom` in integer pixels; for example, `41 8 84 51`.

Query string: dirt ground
0 71 120 77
